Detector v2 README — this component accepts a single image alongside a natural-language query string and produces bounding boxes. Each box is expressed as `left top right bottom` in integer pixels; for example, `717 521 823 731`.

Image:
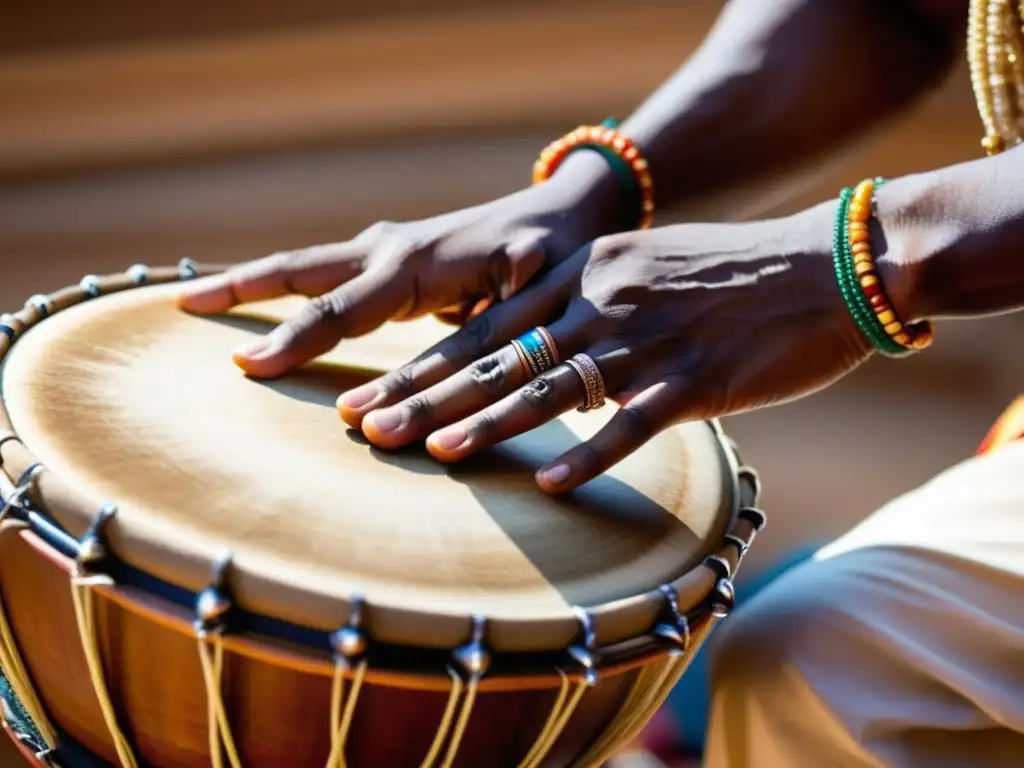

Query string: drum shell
0 526 691 768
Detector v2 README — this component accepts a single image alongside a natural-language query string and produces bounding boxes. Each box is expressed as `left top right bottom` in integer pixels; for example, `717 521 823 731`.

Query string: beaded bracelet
832 179 934 356
833 187 903 356
533 118 655 230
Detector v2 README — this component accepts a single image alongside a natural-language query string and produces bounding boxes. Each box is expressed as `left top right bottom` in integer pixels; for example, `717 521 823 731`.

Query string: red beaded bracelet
532 124 655 230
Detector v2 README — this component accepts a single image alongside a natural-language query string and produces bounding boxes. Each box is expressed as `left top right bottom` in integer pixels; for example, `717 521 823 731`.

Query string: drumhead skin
0 283 736 652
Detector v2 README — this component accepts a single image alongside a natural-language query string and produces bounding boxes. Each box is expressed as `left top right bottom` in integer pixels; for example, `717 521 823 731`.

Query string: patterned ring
533 327 560 364
514 327 559 377
565 353 606 412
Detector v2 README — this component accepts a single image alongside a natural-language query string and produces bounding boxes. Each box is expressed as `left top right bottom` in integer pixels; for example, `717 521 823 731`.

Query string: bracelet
533 119 655 230
832 179 934 356
849 179 934 351
833 187 903 356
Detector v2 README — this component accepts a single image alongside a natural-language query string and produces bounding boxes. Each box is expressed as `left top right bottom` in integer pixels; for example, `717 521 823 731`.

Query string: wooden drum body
0 265 764 768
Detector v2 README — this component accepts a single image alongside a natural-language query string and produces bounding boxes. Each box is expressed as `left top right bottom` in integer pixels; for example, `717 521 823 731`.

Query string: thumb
499 230 547 301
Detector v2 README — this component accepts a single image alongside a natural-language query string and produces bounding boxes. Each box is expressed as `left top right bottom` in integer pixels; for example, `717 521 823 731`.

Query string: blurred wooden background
2 1 1021 765
1 0 1020 590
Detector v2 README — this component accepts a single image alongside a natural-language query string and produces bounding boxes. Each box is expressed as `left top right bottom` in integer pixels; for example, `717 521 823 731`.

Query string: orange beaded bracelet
533 122 655 230
848 178 934 351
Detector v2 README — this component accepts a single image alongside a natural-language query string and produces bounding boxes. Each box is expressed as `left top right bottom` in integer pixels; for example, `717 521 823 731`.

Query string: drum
0 263 764 768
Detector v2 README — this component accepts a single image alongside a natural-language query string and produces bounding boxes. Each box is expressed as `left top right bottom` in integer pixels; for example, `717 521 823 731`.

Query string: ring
566 353 606 412
512 327 560 377
510 338 532 377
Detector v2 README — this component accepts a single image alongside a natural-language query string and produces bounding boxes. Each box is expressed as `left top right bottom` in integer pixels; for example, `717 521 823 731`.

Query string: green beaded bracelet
839 189 895 352
832 187 907 356
564 118 645 231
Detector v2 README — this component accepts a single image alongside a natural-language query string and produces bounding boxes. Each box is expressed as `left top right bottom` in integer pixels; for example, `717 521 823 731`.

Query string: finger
337 249 585 429
360 292 590 448
232 266 408 378
500 230 547 300
423 361 588 462
176 244 364 314
535 381 677 494
360 344 531 449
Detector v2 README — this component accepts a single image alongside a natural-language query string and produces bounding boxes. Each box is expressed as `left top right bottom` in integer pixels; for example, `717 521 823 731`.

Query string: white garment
704 440 1024 767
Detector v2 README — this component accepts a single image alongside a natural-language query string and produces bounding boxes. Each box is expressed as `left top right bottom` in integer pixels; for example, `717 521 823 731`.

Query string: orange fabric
977 396 1024 455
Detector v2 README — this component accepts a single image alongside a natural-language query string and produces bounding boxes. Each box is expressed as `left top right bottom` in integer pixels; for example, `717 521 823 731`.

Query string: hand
342 202 872 493
176 153 620 378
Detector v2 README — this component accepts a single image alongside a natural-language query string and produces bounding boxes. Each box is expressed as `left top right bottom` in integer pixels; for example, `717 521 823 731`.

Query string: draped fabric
977 395 1024 455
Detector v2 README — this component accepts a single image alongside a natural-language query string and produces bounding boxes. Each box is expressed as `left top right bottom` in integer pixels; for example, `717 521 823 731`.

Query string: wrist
786 199 877 359
872 174 950 324
550 149 623 213
534 149 629 255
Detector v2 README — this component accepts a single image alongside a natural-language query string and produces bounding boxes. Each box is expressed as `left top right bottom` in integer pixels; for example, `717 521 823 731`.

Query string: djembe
0 264 763 768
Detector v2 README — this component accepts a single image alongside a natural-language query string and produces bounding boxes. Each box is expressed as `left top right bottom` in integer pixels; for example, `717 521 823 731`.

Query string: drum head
1 284 734 651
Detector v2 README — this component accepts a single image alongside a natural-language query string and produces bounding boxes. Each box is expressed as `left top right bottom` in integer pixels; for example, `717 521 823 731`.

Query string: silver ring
565 353 606 412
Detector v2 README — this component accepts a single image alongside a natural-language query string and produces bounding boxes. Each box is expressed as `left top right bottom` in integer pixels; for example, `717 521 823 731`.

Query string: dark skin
347 146 1024 492
178 0 1017 493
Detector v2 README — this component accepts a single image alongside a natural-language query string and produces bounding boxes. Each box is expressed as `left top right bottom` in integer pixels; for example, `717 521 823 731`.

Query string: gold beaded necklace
969 0 1024 154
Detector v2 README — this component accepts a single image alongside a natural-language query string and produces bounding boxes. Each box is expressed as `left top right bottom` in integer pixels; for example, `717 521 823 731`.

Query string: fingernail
339 386 379 410
430 426 468 452
366 408 403 434
233 338 271 360
539 463 571 486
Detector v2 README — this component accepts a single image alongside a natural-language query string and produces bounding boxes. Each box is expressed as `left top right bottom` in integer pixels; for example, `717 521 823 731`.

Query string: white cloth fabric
704 440 1024 767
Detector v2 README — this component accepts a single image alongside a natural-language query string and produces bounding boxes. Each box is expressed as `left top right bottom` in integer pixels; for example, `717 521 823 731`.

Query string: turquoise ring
511 327 560 377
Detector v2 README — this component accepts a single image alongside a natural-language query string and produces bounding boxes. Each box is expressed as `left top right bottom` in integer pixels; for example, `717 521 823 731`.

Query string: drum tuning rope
571 559 739 768
325 595 370 768
195 550 242 768
512 607 597 768
70 504 138 768
570 645 685 767
0 590 59 758
196 634 241 768
418 669 464 768
438 674 477 768
515 668 588 768
70 573 137 768
0 467 58 755
325 659 367 768
423 614 490 768
515 669 572 768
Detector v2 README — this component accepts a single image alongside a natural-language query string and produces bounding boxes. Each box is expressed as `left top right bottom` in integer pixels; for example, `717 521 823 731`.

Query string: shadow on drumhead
199 313 698 605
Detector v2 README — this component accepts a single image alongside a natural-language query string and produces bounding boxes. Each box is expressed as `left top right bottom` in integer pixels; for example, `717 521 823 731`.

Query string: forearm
877 144 1024 322
558 0 962 226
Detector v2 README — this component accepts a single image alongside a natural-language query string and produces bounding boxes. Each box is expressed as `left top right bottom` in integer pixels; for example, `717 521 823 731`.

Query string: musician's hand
176 154 619 378
342 203 875 492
